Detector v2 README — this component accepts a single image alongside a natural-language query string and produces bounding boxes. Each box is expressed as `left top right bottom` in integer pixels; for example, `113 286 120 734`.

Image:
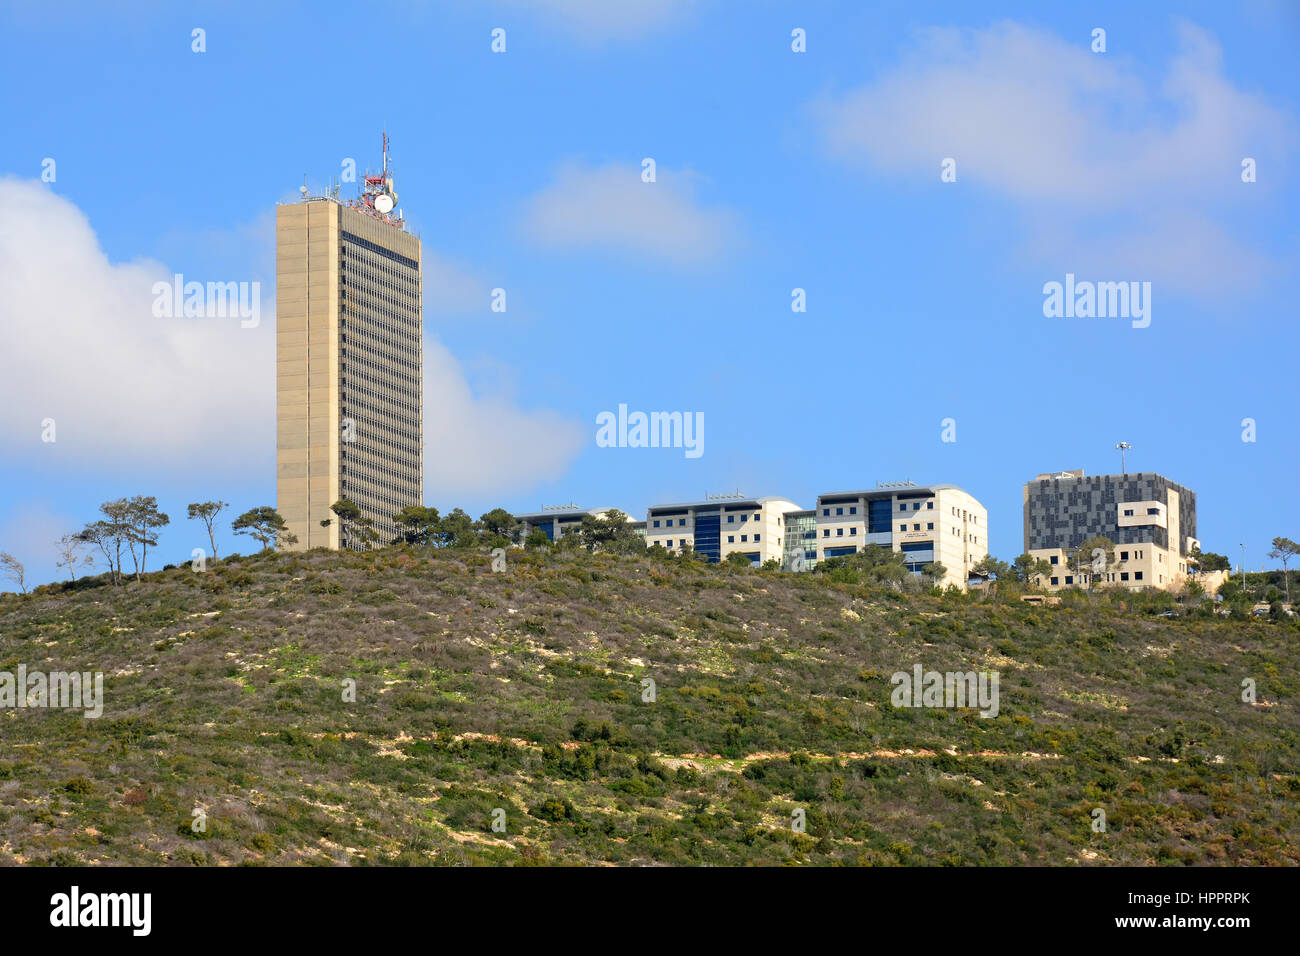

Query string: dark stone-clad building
1023 470 1199 591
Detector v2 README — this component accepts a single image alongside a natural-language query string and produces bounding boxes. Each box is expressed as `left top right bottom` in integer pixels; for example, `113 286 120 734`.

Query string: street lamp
1115 442 1132 475
1239 543 1247 590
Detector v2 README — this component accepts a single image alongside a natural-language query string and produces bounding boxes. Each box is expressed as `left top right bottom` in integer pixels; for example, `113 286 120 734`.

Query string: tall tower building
276 137 422 550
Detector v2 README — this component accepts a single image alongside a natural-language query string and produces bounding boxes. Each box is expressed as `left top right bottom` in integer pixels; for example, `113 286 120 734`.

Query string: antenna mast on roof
349 131 404 229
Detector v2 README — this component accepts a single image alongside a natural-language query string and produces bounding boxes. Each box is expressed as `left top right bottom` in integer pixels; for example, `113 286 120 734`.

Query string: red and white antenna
350 132 404 229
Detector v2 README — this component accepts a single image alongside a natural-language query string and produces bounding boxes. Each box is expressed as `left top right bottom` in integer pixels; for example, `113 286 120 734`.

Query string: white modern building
645 494 803 566
810 482 989 588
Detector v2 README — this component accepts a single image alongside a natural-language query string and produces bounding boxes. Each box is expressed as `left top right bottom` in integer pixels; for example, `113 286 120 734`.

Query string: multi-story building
811 482 988 588
276 139 423 550
1022 470 1198 591
515 506 614 542
644 494 803 566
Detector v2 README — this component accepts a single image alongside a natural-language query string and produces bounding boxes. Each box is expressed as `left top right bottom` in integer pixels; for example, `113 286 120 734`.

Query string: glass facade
868 499 893 533
782 510 817 570
337 217 423 550
527 518 555 542
901 541 935 574
694 510 721 562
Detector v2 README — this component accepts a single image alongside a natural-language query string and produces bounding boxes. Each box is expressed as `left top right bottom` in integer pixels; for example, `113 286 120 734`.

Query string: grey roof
1026 470 1187 486
646 495 802 513
513 507 614 521
816 484 962 502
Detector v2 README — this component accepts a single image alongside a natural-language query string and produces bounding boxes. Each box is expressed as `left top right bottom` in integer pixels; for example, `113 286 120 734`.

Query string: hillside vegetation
1 546 1297 866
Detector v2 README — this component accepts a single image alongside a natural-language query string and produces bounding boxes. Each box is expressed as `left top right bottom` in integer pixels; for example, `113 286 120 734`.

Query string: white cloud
0 179 583 501
423 337 585 498
522 161 737 266
818 20 1297 296
0 177 273 472
501 0 698 41
424 251 492 318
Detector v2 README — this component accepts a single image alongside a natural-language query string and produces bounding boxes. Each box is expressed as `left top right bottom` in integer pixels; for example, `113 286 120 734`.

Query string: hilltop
1 546 1297 866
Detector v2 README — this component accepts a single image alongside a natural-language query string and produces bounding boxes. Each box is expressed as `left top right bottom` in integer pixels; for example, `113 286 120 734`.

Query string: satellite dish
374 193 394 214
299 185 309 197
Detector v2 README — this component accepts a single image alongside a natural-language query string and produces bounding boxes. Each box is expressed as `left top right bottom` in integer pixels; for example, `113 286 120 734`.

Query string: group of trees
814 544 948 590
0 497 283 591
387 504 524 549
390 504 644 556
72 496 171 586
9 496 652 591
972 539 1124 592
9 489 1296 602
971 553 1053 588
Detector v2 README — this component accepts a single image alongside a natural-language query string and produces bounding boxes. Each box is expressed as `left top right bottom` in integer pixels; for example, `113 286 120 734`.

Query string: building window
823 529 830 537
679 540 687 548
1121 572 1129 581
727 515 734 524
1050 555 1059 565
927 523 934 530
1120 550 1128 561
899 504 907 512
899 524 906 532
741 535 748 542
1134 571 1143 580
754 534 761 542
836 528 844 537
849 507 857 515
1124 509 1134 516
836 507 843 516
913 524 920 531
728 535 735 543
868 500 893 533
849 528 857 535
1050 577 1059 586
823 508 830 516
1147 507 1159 515
1065 576 1074 585
927 501 934 510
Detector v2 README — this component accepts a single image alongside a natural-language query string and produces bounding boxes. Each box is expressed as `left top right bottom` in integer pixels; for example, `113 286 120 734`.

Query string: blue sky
1 0 1297 585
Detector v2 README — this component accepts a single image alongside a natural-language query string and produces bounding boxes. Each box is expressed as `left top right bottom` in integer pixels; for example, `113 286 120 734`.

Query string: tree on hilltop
232 506 296 552
187 500 229 560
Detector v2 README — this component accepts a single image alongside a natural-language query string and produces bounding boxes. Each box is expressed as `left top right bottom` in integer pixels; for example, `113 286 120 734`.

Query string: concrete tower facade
276 143 422 549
